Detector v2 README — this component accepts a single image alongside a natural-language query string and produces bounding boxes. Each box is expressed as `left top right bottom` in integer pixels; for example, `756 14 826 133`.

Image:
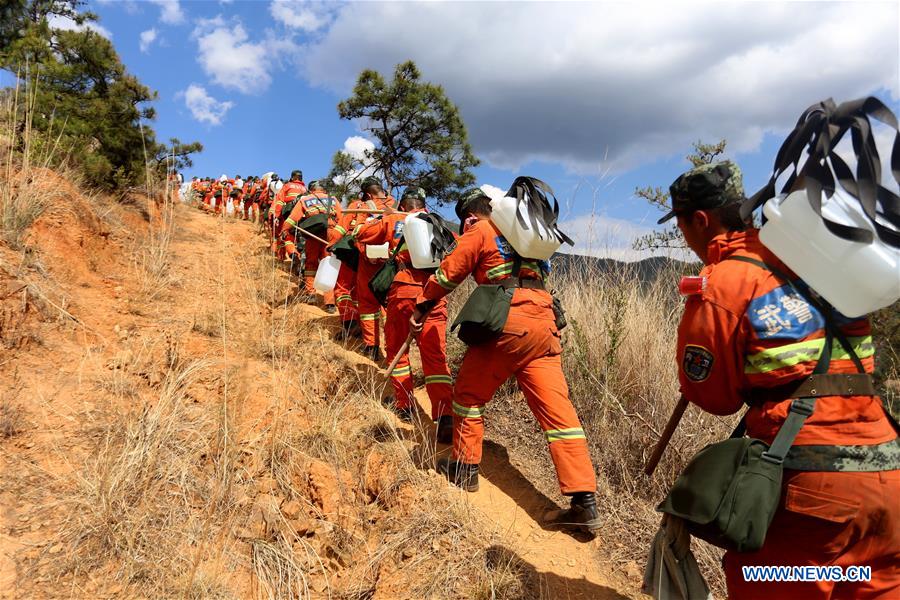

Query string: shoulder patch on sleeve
683 345 714 382
444 239 458 256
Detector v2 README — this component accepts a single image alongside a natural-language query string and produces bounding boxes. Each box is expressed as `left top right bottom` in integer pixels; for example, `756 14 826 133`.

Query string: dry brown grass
53 360 239 597
0 385 27 438
557 262 733 591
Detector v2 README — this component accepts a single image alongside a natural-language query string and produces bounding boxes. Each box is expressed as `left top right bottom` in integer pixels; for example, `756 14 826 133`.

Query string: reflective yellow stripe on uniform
285 218 296 227
435 268 458 290
744 335 874 375
424 375 452 385
544 427 586 443
486 260 543 281
391 365 411 378
336 294 353 303
452 401 484 418
335 225 347 235
359 313 380 321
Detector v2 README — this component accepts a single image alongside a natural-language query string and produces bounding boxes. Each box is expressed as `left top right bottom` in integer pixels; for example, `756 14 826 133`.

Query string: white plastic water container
759 189 900 317
313 255 341 293
225 199 235 217
404 213 440 269
489 196 563 260
365 242 389 260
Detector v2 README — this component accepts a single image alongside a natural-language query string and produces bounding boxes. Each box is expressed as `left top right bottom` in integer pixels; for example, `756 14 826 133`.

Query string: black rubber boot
323 304 337 314
437 457 479 492
364 345 381 362
553 492 602 533
435 415 453 444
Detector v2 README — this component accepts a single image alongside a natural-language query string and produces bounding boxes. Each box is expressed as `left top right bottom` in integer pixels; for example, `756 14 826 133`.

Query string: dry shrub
0 388 27 438
55 359 238 597
132 191 178 303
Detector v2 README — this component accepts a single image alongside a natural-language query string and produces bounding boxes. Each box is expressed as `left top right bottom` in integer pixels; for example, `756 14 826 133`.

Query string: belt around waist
747 373 876 405
497 277 546 291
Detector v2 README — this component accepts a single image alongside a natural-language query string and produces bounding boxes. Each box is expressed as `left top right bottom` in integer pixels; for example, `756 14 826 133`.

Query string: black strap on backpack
740 96 900 248
413 212 457 260
504 177 575 246
725 255 870 446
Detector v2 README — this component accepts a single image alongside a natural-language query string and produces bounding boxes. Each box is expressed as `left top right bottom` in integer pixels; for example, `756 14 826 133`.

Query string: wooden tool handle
644 396 690 476
293 225 329 245
384 333 414 375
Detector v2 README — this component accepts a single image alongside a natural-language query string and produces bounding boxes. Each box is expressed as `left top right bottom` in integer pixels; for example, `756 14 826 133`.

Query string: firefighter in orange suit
280 180 341 312
356 187 453 435
410 188 600 531
271 170 306 260
354 177 395 360
661 161 899 599
329 192 367 339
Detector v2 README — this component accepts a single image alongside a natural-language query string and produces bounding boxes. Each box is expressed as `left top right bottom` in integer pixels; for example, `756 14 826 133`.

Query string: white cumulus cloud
297 2 899 175
342 135 375 160
269 0 332 32
139 28 158 53
149 0 185 25
332 136 380 187
47 14 112 39
193 17 296 95
181 84 234 126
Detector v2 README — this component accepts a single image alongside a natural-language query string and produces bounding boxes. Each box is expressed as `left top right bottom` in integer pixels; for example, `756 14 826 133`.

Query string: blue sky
11 0 900 260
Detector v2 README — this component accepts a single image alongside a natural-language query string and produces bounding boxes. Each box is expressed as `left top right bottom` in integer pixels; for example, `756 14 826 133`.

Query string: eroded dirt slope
0 182 639 599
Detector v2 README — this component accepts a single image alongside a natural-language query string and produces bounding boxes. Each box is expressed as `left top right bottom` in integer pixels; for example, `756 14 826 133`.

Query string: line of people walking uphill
188 129 900 599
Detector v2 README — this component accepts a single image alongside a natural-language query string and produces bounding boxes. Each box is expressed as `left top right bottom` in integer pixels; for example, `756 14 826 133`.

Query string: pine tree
1 1 202 189
330 61 479 204
632 140 728 251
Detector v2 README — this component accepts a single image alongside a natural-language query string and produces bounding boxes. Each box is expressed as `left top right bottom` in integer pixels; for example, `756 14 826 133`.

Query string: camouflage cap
360 176 383 192
307 179 321 190
401 186 427 201
658 161 745 224
455 187 490 230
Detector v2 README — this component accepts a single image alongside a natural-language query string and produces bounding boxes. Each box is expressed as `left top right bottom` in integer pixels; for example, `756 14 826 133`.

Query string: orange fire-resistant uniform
271 181 306 259
281 191 342 304
416 218 597 495
676 229 899 600
346 195 395 348
356 209 453 419
327 199 371 327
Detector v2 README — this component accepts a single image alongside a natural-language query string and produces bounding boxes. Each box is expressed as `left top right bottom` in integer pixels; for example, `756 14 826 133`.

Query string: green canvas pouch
368 241 403 307
297 213 329 238
657 436 784 552
296 197 333 238
451 284 515 346
330 234 359 270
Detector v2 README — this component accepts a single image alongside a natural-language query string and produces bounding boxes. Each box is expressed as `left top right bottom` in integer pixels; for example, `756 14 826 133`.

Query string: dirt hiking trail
0 189 639 598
